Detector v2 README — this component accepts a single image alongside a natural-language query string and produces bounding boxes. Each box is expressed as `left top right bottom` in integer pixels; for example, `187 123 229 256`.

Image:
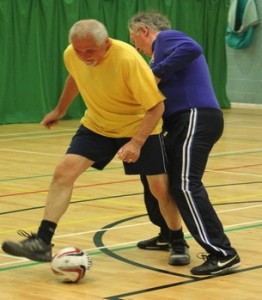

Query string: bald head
69 19 109 46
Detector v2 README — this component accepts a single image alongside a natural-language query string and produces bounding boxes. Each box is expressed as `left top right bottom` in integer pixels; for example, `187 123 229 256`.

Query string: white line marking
0 219 261 267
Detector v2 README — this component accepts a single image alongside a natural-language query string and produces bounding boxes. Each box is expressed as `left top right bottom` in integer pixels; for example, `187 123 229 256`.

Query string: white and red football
51 247 92 283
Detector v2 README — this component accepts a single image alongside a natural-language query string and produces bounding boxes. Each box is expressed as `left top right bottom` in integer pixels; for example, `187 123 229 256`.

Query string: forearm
41 75 79 128
131 101 164 147
54 75 79 116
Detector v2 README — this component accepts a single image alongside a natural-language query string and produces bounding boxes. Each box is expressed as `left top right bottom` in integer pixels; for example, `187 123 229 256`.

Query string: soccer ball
51 247 92 283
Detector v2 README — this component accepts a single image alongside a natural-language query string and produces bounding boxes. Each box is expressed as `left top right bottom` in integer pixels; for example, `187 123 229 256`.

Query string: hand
40 110 62 129
117 140 141 163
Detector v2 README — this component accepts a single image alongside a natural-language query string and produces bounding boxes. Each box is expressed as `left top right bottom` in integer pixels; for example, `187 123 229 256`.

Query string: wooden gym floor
0 107 261 299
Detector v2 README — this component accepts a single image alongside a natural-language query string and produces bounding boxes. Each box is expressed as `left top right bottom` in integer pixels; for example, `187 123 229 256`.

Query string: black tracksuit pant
141 108 237 257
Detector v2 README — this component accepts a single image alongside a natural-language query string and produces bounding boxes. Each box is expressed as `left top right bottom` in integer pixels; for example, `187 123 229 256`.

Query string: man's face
71 35 109 66
129 26 152 57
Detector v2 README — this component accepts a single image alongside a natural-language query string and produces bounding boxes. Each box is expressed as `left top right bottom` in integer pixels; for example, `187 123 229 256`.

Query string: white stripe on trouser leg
181 109 226 255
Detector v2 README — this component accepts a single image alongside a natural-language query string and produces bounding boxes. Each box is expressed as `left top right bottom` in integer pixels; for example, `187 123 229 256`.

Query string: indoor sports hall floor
0 107 261 299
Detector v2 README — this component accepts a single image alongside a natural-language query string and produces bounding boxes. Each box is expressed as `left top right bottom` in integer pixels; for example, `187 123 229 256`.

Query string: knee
52 162 75 185
150 184 171 204
147 174 171 203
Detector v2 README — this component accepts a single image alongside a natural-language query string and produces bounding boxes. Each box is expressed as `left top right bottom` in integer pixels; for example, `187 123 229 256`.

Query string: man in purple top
128 12 241 276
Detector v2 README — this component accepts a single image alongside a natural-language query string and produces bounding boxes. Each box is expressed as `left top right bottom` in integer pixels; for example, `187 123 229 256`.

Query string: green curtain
0 0 231 124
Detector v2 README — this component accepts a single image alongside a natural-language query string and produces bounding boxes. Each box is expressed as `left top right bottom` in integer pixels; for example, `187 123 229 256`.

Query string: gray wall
226 0 262 105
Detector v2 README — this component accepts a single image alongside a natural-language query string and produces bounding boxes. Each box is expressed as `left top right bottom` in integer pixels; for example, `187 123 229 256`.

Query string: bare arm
131 101 164 147
41 75 79 128
118 101 164 162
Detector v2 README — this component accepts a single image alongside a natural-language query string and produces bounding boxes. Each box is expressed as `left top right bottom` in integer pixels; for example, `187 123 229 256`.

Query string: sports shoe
137 235 169 251
1 230 53 262
168 239 190 266
190 253 241 275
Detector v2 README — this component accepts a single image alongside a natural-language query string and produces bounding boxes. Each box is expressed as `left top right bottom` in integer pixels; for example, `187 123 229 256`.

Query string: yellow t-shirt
64 39 164 138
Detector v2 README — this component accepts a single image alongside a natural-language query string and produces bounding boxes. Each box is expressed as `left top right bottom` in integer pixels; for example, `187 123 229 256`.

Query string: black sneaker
1 230 53 262
137 235 169 251
168 239 190 266
190 253 241 275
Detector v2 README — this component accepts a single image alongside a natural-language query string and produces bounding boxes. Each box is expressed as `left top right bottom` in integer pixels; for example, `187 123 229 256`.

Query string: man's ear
140 25 149 37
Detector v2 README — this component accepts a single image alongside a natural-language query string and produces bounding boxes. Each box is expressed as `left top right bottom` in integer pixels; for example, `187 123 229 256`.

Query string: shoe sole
191 261 241 276
2 242 51 262
137 245 169 251
169 257 190 266
210 262 241 275
138 247 169 251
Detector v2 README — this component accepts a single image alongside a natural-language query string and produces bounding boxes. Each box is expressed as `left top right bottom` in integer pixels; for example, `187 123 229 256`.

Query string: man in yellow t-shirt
1 20 184 264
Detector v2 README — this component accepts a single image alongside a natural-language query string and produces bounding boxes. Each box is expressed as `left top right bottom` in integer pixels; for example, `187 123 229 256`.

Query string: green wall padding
0 0 231 124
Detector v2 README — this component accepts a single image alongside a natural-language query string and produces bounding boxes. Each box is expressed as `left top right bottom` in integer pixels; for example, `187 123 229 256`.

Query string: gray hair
128 12 171 32
68 19 108 45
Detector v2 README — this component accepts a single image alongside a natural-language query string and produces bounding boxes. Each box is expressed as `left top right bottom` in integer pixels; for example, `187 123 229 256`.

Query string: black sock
169 228 184 241
37 220 57 245
160 229 170 241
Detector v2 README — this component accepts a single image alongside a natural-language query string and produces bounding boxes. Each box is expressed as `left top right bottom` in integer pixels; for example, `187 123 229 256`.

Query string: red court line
1 163 261 198
0 178 140 198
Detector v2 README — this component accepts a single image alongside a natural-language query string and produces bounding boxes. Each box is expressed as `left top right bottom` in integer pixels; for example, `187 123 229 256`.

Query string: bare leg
146 174 182 231
146 174 190 266
43 154 94 223
0 154 95 262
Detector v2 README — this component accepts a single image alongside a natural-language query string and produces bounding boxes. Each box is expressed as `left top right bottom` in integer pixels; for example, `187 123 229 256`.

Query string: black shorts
66 125 168 175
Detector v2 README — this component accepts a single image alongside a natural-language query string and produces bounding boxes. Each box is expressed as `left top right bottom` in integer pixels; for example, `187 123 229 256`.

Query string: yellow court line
212 193 262 203
1 185 260 202
0 186 48 193
1 201 261 237
0 211 147 236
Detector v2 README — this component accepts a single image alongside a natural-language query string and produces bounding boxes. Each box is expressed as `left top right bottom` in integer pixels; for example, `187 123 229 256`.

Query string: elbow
149 101 165 117
157 101 165 117
194 43 204 58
